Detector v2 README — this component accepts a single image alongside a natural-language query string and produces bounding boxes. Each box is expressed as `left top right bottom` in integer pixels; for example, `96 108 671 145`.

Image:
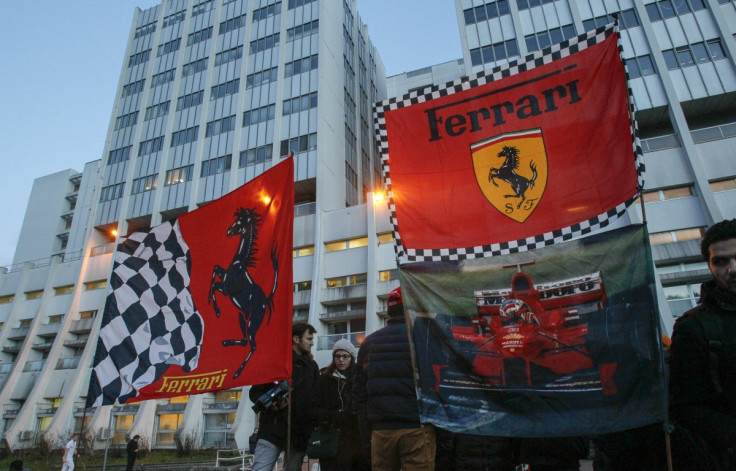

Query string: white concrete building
1 0 735 454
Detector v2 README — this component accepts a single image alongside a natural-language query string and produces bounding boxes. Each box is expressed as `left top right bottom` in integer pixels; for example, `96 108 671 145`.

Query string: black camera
252 380 291 413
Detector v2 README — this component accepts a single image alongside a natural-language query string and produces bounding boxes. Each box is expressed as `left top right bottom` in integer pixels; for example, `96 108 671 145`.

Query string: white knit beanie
332 338 357 360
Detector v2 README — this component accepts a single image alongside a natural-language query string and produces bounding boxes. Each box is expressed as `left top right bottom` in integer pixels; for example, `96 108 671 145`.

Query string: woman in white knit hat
310 338 369 471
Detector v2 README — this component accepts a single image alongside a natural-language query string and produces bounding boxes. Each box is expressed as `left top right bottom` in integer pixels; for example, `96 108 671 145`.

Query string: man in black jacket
126 435 140 471
250 322 319 471
670 218 736 468
353 287 436 471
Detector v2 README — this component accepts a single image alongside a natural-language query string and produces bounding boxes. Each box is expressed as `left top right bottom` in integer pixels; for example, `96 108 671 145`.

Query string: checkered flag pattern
86 220 204 407
373 23 644 263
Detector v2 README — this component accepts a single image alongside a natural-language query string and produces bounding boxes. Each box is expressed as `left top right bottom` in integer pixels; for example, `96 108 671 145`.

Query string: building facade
1 0 736 454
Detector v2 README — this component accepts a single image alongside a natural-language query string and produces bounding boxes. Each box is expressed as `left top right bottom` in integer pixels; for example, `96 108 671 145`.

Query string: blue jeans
251 438 306 471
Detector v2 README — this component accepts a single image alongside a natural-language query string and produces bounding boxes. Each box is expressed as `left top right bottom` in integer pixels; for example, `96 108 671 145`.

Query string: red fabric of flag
378 29 639 256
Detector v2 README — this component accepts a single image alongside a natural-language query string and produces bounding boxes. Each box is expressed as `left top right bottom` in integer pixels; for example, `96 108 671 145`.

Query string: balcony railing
56 357 81 370
295 202 316 217
0 363 15 374
91 243 115 257
7 327 30 340
70 317 95 334
319 308 366 321
317 332 365 351
23 359 47 372
203 401 239 411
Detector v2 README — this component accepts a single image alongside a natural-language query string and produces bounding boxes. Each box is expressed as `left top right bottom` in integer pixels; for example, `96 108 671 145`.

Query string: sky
0 0 461 267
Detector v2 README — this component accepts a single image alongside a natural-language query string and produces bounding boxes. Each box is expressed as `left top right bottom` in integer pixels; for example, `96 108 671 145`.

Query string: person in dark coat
250 322 319 471
353 287 436 471
435 427 518 471
669 219 736 469
126 434 140 471
311 338 369 471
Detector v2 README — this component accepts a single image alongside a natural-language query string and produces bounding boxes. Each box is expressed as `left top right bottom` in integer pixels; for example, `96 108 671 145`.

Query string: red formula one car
434 268 610 392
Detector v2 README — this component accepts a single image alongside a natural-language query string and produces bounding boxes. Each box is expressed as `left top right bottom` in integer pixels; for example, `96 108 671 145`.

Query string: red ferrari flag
87 158 294 406
376 25 643 261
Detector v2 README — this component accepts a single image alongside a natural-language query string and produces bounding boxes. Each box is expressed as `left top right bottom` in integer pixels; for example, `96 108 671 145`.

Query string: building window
646 0 707 22
249 33 280 54
663 40 725 69
326 273 367 288
377 233 394 244
192 0 214 16
162 10 186 28
288 0 316 8
188 26 213 47
469 39 519 67
626 54 656 79
280 133 317 157
293 246 315 257
182 58 208 77
253 2 282 21
121 79 145 97
171 126 199 147
19 318 33 327
284 54 318 78
176 91 204 111
203 412 236 448
463 0 511 25
246 67 279 89
80 310 98 319
239 144 273 167
205 116 236 137
156 413 183 446
114 414 135 445
649 227 704 245
165 165 194 186
517 0 556 10
201 155 232 177
48 314 64 324
0 294 14 304
214 46 243 67
151 69 176 87
282 92 318 116
326 237 368 253
525 25 576 53
134 22 156 39
287 20 318 42
243 105 276 126
100 183 125 202
108 146 132 165
640 185 693 203
379 269 399 282
144 101 170 121
25 290 44 300
128 49 151 67
583 8 639 32
294 281 312 292
210 79 240 102
84 280 108 291
219 14 247 35
54 285 74 296
157 38 181 57
138 136 165 156
131 175 158 194
710 178 736 192
663 282 701 317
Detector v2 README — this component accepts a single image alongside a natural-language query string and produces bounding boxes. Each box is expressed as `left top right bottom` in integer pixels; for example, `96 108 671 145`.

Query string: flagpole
102 407 113 471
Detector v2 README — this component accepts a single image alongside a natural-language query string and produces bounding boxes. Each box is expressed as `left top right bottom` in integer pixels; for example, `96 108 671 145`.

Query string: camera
252 380 291 413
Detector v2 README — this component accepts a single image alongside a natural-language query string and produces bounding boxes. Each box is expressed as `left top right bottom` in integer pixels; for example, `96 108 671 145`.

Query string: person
669 218 736 469
250 322 319 471
126 434 140 471
310 338 369 471
353 286 436 471
518 437 588 471
8 460 26 471
61 434 79 471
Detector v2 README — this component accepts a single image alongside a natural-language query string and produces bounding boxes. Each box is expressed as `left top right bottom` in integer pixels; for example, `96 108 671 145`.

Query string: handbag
306 426 340 459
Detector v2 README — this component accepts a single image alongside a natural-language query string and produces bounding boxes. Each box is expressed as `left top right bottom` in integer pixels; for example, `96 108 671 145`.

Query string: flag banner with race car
403 224 666 437
375 24 643 262
86 158 294 407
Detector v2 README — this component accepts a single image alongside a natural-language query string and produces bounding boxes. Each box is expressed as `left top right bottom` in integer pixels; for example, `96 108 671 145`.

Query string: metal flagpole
102 408 114 471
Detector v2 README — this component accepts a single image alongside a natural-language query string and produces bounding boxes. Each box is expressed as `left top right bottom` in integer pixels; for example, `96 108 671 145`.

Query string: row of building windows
188 26 213 47
239 144 273 167
469 39 519 67
192 0 214 17
164 165 194 186
177 90 204 111
131 174 158 194
211 79 240 100
139 136 165 156
582 8 639 32
627 54 656 79
283 92 318 116
201 154 232 177
100 183 125 202
205 115 237 137
128 49 151 67
243 104 276 126
253 2 281 22
288 0 316 8
121 79 145 98
219 14 247 35
171 126 199 147
246 66 279 89
285 54 317 78
134 22 156 39
108 146 132 165
144 101 170 121
151 69 176 87
215 46 243 67
158 38 181 57
280 132 317 157
525 25 575 53
287 20 318 42
182 58 208 77
663 40 726 70
250 33 281 54
646 0 707 22
162 10 186 28
114 111 139 131
463 0 510 25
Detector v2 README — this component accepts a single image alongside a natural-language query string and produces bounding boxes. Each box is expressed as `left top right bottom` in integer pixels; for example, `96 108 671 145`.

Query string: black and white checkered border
373 23 644 263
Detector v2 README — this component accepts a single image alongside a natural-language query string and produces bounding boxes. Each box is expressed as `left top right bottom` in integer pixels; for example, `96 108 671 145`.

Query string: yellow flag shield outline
471 129 549 223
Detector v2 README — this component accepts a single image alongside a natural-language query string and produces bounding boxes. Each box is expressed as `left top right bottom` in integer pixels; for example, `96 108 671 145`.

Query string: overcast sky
0 0 461 266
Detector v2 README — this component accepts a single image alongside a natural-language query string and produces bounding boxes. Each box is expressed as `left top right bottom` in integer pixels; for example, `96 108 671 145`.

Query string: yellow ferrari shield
471 129 548 223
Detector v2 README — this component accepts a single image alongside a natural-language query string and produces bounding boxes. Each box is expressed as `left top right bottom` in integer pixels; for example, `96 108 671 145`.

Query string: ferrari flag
376 25 643 261
404 224 666 436
86 159 294 407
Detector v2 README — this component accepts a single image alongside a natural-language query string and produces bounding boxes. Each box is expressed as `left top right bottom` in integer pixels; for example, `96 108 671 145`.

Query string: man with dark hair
670 218 736 468
8 460 24 471
250 321 319 471
126 434 140 471
354 287 436 471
